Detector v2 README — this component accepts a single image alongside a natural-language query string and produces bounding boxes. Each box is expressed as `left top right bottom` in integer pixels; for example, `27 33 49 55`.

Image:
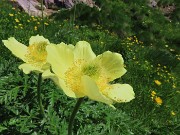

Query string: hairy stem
68 97 84 135
37 73 45 117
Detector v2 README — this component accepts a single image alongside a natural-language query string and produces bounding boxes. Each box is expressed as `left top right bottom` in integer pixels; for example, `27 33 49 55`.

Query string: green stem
68 97 84 135
41 0 45 32
37 73 45 117
73 1 77 25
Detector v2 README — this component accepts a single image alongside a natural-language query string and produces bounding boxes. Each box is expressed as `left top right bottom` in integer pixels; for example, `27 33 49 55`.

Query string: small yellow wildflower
34 26 37 30
44 22 49 25
15 18 20 23
171 111 176 116
155 96 162 105
154 80 161 86
43 41 135 107
151 91 156 97
75 25 79 29
2 35 51 74
9 13 14 16
172 84 176 88
12 7 15 10
170 48 175 52
33 18 37 21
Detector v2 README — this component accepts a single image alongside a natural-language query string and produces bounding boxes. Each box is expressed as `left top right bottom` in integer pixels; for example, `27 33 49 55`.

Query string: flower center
64 59 84 93
64 60 110 96
25 41 48 67
82 64 100 78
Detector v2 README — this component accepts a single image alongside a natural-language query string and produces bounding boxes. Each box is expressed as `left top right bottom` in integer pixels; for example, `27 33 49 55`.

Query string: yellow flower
33 18 37 21
171 111 176 116
43 41 135 107
34 26 37 30
154 80 161 86
44 22 49 25
2 35 51 74
9 13 14 16
75 25 79 29
151 91 156 97
15 18 20 23
155 96 162 105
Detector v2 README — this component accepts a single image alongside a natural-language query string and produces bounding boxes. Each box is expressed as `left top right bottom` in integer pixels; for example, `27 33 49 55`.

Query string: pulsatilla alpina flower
43 41 135 106
2 35 50 74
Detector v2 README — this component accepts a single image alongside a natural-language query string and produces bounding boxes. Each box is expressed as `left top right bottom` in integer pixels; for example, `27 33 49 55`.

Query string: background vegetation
0 0 179 134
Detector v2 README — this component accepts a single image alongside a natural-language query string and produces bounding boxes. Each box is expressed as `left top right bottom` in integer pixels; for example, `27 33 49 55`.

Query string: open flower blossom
43 41 135 106
2 35 50 74
154 96 162 105
154 80 161 86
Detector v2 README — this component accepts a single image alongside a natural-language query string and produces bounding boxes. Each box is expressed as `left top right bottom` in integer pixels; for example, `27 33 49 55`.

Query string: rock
10 0 99 17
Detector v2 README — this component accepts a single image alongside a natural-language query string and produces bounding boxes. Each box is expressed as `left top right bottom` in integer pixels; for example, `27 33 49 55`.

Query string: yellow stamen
64 59 84 93
25 41 48 67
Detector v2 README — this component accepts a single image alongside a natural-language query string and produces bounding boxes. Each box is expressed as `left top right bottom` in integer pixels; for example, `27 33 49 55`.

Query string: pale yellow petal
42 70 84 98
58 79 85 98
19 63 43 74
42 69 61 85
46 43 74 78
74 41 96 62
29 35 50 45
95 51 126 81
66 44 75 50
104 84 135 103
41 63 51 71
2 37 27 61
82 75 113 105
